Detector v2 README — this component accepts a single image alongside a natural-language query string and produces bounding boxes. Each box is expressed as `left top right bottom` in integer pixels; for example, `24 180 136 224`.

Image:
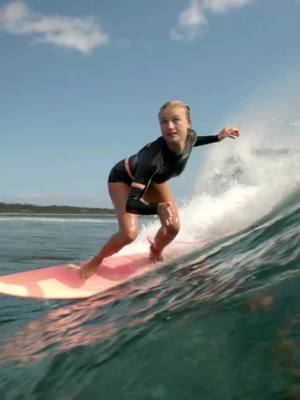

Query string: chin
165 135 179 143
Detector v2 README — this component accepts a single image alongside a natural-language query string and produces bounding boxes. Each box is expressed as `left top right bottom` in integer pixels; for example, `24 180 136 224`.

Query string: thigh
108 182 138 233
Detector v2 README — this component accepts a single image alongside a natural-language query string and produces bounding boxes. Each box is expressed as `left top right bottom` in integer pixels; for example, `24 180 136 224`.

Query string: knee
120 227 138 245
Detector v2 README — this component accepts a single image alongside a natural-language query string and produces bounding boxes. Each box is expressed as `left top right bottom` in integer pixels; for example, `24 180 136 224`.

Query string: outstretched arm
194 127 239 146
194 135 220 146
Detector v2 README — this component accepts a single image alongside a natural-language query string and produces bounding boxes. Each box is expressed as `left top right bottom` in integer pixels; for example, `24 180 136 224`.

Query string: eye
173 117 181 123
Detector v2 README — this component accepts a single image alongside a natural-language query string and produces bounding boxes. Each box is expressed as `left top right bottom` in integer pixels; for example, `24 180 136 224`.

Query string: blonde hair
158 100 191 121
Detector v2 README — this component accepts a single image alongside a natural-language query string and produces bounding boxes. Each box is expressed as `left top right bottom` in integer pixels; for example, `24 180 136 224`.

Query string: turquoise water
0 187 299 399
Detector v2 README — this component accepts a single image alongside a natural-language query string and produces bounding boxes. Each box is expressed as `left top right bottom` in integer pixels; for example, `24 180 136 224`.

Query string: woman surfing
80 100 239 278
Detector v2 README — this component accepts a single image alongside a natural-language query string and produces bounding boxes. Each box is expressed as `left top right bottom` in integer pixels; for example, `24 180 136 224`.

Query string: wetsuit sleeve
194 135 219 146
125 141 159 215
126 187 158 215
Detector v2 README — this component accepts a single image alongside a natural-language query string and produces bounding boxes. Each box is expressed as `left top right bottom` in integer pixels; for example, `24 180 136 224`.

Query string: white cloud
171 0 255 41
0 1 110 54
203 0 254 13
170 0 207 41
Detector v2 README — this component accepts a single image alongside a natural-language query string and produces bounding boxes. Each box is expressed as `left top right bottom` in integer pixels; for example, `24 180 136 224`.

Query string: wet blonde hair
158 100 191 121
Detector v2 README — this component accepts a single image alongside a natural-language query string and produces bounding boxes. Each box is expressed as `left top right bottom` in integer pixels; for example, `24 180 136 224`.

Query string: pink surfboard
0 238 210 300
0 253 159 300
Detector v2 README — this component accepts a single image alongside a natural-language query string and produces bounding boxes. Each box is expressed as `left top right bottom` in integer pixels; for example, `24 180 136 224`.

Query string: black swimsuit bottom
108 160 132 186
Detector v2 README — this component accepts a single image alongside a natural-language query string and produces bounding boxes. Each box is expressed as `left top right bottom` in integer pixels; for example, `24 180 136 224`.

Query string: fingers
225 127 239 138
229 127 240 138
218 126 240 140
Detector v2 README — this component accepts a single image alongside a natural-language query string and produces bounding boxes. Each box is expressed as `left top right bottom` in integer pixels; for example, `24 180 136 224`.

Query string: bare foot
149 242 164 262
80 259 100 279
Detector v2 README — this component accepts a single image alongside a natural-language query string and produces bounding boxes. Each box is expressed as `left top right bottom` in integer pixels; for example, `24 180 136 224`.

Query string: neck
166 131 190 154
166 141 186 155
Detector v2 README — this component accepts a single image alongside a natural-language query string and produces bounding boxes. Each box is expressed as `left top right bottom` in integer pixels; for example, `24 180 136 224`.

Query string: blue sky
0 0 299 207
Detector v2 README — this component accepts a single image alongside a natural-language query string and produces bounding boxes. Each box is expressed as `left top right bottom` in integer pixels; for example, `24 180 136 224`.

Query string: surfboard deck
0 253 159 300
0 238 209 300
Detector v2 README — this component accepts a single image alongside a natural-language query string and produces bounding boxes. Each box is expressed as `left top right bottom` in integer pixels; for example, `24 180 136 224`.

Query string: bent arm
125 142 160 215
126 185 158 215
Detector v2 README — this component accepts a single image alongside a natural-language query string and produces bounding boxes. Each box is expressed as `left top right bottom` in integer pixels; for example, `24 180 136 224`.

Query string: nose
166 120 175 130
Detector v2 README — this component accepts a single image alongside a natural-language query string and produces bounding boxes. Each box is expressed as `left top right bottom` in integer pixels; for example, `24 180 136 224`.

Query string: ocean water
0 139 300 399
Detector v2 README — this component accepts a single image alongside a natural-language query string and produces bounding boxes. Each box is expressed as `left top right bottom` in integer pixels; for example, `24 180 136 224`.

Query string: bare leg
80 183 138 278
143 182 180 260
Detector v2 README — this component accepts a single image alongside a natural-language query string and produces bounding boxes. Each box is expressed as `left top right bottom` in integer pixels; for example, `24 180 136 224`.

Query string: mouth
166 132 178 138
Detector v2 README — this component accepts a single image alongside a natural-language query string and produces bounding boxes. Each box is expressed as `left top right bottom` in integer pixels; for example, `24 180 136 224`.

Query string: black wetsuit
108 129 219 215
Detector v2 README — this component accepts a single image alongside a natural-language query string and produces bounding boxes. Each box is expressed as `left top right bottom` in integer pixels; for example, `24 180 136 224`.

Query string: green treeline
0 202 115 215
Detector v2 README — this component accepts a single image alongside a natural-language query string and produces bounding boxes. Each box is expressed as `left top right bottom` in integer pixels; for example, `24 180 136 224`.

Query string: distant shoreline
0 202 115 215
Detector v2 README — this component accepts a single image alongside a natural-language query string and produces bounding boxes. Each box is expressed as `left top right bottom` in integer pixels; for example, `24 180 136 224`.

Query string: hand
157 201 173 227
218 126 240 141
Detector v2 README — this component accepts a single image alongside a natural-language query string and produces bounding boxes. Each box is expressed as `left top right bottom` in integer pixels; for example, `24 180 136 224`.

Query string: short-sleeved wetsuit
108 129 219 215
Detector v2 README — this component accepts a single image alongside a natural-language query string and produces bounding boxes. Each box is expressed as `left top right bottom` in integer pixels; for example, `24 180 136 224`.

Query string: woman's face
159 106 191 147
